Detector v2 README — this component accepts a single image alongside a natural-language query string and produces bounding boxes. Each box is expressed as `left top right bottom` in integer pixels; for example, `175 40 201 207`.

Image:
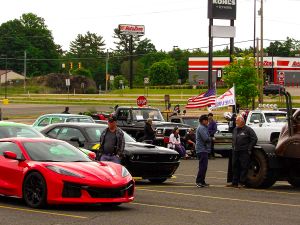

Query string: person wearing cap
195 114 212 188
143 118 156 144
98 115 125 164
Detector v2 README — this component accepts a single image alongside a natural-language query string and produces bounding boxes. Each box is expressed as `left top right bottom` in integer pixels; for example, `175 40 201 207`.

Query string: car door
0 141 25 196
247 113 269 142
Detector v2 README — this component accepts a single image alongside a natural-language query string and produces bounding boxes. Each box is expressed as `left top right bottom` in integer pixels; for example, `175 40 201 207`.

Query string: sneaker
238 184 246 188
202 182 210 187
226 183 238 188
196 183 205 188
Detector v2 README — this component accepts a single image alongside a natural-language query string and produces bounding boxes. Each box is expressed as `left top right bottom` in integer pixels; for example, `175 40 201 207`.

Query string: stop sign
137 96 147 107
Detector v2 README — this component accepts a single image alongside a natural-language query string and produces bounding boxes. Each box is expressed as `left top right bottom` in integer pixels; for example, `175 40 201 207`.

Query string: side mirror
3 151 18 160
253 120 260 124
88 152 96 160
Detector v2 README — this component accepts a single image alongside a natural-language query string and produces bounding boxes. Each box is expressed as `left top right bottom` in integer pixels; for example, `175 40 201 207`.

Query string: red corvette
0 138 134 208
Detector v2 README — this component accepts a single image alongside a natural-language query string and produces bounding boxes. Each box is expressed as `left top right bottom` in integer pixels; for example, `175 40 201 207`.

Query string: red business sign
137 96 147 107
198 79 205 85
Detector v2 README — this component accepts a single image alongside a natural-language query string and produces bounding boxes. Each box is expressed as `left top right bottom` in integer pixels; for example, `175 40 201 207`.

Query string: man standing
227 116 257 188
208 113 217 159
98 115 125 164
195 114 211 188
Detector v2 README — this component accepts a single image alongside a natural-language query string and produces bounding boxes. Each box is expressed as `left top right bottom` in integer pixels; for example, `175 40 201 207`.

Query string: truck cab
246 110 287 144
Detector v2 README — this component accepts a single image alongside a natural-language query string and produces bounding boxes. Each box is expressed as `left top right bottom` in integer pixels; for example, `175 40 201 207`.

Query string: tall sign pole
119 24 145 89
208 0 236 89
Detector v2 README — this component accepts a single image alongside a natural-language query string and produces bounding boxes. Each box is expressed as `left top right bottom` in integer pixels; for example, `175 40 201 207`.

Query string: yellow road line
170 181 300 196
0 205 87 219
131 202 211 214
137 188 300 208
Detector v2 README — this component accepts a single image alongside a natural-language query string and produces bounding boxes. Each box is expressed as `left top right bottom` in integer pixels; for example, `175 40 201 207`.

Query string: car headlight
46 165 85 178
156 129 163 135
121 166 130 177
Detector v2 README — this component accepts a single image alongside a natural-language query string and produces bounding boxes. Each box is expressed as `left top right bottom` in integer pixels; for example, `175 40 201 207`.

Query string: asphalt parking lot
0 158 299 225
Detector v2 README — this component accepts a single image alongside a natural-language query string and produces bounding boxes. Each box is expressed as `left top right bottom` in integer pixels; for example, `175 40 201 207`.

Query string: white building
0 70 25 84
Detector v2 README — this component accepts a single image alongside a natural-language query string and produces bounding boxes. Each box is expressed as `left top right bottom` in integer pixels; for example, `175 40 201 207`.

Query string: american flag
185 88 216 109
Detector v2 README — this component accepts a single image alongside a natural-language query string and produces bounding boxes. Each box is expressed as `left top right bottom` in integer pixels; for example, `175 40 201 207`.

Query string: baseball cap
108 115 117 123
199 114 208 122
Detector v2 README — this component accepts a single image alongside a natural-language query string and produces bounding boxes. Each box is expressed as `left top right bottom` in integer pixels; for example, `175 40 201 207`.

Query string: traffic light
70 62 73 69
78 62 81 69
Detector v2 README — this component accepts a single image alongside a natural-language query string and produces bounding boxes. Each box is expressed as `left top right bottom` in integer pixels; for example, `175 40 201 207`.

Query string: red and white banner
212 86 235 109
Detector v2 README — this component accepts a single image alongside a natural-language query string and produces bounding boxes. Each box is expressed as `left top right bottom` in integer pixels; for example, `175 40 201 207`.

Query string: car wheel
246 150 277 188
23 172 47 208
148 178 167 184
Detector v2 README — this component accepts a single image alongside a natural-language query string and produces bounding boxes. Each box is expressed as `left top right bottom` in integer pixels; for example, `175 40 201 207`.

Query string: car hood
124 142 179 155
42 161 127 185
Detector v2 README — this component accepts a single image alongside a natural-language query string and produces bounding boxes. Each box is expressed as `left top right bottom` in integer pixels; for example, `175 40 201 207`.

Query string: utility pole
105 49 109 92
253 0 256 57
259 0 264 104
129 35 133 89
24 50 27 92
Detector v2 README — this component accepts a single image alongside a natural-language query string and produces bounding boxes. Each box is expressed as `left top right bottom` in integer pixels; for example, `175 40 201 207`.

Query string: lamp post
1 54 8 100
5 55 7 99
105 49 109 92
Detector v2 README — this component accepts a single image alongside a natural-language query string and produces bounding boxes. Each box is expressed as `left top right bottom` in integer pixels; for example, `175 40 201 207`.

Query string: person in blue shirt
195 114 212 188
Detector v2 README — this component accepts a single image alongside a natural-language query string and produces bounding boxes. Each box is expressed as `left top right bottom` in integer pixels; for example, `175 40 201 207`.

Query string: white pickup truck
245 110 287 145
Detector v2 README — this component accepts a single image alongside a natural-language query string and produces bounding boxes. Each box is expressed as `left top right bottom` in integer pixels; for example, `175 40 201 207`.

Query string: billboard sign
208 0 237 20
119 24 145 36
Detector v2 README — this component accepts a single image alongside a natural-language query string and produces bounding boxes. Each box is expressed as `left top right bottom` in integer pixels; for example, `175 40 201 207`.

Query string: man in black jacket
227 115 257 188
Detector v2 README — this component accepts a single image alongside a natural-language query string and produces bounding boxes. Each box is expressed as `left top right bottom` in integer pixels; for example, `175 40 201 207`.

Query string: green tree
0 13 60 76
113 28 141 54
135 38 156 55
113 75 128 89
149 60 178 85
266 37 299 57
72 67 93 79
223 55 260 107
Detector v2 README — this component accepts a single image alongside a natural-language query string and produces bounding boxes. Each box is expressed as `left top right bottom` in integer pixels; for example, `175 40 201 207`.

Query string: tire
288 177 300 188
246 150 277 188
23 172 47 208
148 178 167 184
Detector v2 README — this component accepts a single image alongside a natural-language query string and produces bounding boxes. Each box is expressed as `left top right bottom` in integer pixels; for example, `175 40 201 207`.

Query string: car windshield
132 109 164 121
265 113 287 123
85 127 136 143
24 141 91 162
0 125 44 138
182 118 199 128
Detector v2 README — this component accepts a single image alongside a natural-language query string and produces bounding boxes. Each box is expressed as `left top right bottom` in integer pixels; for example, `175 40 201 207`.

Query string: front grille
62 181 134 198
130 154 179 162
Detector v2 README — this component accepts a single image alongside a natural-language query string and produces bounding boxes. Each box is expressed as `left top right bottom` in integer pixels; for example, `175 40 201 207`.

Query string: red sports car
0 138 134 208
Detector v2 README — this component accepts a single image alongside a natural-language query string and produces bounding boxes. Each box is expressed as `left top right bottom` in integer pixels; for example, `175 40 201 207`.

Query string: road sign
137 96 147 107
65 79 70 86
144 77 149 84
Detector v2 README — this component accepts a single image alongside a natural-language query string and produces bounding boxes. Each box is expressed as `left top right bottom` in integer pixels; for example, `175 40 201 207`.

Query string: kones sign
208 0 237 20
119 24 145 36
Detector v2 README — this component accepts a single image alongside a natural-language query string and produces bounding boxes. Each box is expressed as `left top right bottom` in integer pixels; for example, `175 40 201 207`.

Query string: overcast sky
1 0 300 52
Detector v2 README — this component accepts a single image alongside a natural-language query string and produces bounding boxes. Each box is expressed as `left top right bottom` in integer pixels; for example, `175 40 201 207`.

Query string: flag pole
233 83 237 113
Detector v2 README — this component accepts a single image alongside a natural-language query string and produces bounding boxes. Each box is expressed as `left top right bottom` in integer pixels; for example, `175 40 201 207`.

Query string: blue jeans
196 152 208 184
100 154 121 164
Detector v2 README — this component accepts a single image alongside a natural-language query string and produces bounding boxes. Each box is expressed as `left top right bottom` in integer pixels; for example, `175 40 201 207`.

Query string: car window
51 117 64 124
46 127 61 138
66 117 94 123
56 127 85 142
249 113 265 123
38 117 50 127
0 142 23 158
23 141 91 162
265 113 287 123
171 118 181 123
0 126 43 138
85 127 136 142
